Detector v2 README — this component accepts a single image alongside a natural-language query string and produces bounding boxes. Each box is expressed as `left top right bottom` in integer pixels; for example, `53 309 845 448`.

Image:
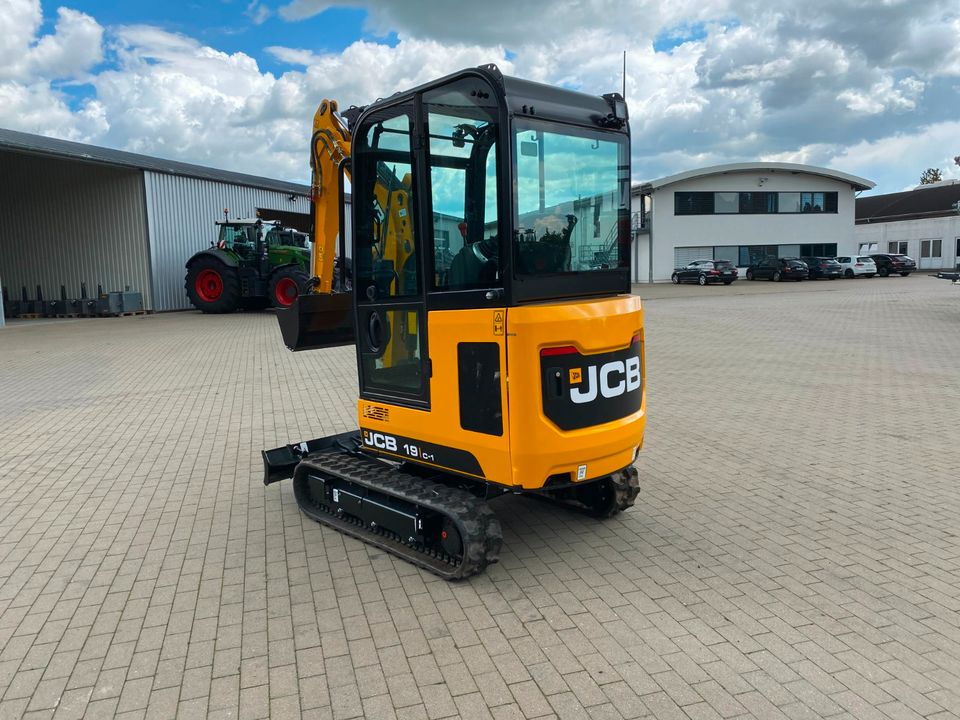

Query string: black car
746 257 809 281
800 256 843 280
671 259 738 285
870 253 916 277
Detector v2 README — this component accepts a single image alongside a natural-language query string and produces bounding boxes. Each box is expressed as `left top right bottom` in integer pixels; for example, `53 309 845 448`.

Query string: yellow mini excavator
262 65 645 579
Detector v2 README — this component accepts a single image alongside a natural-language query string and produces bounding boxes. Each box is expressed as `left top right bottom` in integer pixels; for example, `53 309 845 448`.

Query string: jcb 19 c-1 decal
540 336 643 431
360 428 485 479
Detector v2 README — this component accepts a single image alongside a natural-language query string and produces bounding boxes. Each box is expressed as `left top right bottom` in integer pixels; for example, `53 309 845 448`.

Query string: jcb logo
362 430 397 451
570 356 641 404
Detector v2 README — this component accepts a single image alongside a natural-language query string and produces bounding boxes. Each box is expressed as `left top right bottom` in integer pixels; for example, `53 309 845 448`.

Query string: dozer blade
277 292 354 351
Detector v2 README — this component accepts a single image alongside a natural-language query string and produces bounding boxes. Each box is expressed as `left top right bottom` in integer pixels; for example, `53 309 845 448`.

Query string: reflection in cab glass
354 110 423 398
425 81 501 292
513 122 629 275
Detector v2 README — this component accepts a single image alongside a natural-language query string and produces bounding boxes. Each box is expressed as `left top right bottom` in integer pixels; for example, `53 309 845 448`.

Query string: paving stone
1 279 959 720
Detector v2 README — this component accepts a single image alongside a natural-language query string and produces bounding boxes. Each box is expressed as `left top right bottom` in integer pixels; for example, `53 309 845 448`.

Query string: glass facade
675 190 839 215
677 244 840 267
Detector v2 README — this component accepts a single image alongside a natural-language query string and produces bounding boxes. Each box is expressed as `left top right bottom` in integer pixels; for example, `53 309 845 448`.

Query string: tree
920 167 943 184
954 155 960 168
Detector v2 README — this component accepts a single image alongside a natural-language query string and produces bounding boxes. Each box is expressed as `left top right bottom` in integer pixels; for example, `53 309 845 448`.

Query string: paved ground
1 274 959 720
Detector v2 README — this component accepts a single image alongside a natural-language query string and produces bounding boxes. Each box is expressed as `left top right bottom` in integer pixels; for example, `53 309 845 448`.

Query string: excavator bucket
276 292 355 351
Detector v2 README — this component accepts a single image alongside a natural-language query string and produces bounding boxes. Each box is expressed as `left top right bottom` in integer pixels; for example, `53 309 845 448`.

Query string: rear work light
542 334 640 358
540 346 578 357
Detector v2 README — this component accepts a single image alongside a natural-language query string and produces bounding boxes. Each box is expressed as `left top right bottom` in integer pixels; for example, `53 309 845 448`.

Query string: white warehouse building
631 162 875 282
855 181 960 271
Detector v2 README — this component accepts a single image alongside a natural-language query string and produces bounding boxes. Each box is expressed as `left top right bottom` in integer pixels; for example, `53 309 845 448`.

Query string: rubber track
293 452 502 580
603 465 641 518
539 465 640 518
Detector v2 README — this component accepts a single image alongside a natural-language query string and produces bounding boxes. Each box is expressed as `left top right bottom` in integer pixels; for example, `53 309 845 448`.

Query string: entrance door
353 107 429 407
919 238 942 270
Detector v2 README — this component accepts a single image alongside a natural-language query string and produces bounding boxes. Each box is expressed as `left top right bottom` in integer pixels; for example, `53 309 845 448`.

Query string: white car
835 255 877 278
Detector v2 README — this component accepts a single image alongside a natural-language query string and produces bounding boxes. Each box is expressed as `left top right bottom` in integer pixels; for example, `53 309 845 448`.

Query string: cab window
424 80 501 292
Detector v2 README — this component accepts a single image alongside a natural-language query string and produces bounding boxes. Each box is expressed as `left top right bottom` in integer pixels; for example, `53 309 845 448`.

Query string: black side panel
359 428 485 478
541 337 642 431
457 343 503 436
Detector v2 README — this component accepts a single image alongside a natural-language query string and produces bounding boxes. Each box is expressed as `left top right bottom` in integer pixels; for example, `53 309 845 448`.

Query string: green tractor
185 217 314 313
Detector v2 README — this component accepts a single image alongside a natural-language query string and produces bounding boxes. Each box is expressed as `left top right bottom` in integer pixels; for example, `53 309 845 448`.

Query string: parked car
870 253 916 277
801 256 843 280
835 255 877 278
671 259 738 285
745 257 809 281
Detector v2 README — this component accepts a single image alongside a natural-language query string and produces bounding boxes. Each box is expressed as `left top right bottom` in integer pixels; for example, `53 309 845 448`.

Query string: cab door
416 78 514 484
352 106 429 408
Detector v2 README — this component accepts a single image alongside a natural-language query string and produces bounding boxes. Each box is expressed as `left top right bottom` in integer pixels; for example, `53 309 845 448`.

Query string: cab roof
351 64 628 134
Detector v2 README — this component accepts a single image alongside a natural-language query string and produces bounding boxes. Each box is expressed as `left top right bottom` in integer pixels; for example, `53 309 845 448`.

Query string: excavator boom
309 100 352 294
275 99 356 351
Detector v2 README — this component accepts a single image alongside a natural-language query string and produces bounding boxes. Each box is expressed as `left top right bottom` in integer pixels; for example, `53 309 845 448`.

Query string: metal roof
856 181 960 224
634 162 875 193
0 127 311 196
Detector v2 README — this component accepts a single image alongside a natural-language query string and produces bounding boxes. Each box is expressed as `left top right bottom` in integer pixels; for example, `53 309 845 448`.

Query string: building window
739 192 778 214
714 193 738 214
920 239 942 259
739 245 779 266
713 246 738 263
675 190 838 215
675 192 714 215
801 192 823 212
888 241 908 254
778 193 801 213
799 243 838 257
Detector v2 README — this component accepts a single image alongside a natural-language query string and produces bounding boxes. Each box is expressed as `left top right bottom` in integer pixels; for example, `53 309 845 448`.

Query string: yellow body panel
359 308 513 483
359 295 645 492
506 294 645 489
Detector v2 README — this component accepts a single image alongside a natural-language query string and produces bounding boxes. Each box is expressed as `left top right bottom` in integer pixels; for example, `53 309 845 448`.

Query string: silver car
835 255 877 278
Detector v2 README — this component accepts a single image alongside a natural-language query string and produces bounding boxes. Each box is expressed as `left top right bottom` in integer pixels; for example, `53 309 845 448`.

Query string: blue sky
51 1 386 76
3 0 959 194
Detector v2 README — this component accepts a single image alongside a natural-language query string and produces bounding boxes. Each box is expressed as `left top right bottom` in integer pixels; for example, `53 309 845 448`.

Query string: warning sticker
493 311 504 336
569 368 582 384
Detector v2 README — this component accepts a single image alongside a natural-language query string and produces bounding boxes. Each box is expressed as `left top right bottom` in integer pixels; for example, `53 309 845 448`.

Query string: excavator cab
267 66 642 579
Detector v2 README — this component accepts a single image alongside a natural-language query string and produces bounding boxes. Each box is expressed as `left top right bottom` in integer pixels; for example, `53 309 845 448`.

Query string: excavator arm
278 99 417 353
275 99 355 351
309 100 352 295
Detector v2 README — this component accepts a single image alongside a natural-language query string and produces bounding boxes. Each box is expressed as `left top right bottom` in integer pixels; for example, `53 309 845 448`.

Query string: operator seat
447 235 498 289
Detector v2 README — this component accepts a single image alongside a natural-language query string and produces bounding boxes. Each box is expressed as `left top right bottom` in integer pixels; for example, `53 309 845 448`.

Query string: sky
1 0 958 195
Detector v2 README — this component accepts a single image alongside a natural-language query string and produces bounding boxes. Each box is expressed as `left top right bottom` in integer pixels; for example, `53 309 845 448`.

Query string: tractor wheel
185 258 241 313
270 267 310 308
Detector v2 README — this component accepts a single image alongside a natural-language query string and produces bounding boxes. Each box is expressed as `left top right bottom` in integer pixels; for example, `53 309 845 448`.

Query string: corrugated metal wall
0 151 152 307
144 172 313 311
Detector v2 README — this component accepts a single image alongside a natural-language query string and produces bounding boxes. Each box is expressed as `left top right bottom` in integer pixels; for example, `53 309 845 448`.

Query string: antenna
622 50 627 98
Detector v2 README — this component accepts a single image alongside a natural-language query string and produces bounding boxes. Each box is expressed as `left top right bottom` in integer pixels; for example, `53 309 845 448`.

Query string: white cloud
828 121 960 190
1 0 959 193
0 2 102 83
245 1 271 26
